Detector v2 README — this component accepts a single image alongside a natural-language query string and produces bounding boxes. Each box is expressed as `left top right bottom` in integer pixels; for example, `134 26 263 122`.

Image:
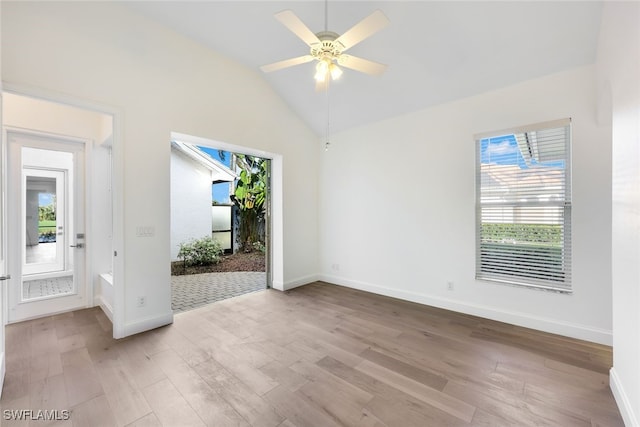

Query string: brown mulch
171 251 265 276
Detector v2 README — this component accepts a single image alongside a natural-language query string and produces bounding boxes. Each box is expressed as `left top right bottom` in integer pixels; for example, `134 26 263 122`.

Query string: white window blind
475 118 572 291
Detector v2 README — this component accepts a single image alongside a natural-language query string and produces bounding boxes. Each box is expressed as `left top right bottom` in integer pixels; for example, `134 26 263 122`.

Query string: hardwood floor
0 282 623 426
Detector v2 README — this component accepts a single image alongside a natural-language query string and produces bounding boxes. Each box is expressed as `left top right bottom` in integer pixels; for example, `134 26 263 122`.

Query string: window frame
475 118 572 292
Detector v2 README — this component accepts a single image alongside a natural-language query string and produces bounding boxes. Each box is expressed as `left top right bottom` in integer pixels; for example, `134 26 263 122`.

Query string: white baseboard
122 312 174 338
271 280 284 291
284 274 320 291
610 367 639 427
319 274 612 345
94 295 114 324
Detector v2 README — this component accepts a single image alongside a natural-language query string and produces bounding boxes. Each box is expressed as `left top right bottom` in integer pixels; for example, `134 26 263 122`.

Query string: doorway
2 91 116 326
6 131 86 322
169 139 272 312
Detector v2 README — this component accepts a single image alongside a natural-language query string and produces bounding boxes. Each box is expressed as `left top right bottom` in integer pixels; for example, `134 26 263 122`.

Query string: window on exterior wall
475 118 572 292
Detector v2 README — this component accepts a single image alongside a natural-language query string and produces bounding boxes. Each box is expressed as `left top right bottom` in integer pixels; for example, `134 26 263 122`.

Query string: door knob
0 275 11 281
70 243 84 248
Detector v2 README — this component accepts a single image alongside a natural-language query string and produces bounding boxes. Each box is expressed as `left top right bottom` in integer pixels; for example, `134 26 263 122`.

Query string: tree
231 155 267 252
39 202 56 221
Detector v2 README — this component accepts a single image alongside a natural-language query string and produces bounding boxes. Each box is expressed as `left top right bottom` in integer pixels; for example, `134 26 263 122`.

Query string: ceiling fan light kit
311 31 344 82
314 61 343 83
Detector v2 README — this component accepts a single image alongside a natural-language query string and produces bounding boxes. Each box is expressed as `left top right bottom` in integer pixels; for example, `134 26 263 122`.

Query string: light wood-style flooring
0 282 624 426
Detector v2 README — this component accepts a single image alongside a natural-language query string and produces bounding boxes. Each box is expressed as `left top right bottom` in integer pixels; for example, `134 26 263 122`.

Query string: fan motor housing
310 31 344 60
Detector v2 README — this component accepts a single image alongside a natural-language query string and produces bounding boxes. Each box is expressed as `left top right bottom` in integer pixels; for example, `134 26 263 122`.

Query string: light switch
136 226 155 237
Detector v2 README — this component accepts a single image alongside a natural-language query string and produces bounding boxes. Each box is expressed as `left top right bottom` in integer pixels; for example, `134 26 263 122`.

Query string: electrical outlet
447 281 454 291
137 296 146 307
331 263 340 271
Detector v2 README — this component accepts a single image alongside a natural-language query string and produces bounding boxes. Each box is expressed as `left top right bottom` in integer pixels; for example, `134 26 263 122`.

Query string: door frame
5 127 89 322
172 131 284 291
1 83 125 338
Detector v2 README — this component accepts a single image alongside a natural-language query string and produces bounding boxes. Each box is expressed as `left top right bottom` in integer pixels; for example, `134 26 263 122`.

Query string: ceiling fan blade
260 55 315 73
275 10 321 47
339 55 387 76
335 10 389 51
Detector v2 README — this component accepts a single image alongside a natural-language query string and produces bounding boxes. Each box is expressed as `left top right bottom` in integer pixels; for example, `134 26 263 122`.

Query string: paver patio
171 271 266 312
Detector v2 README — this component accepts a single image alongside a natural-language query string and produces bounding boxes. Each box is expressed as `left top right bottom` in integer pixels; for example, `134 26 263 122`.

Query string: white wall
596 2 640 425
170 148 213 261
1 2 319 337
319 65 613 345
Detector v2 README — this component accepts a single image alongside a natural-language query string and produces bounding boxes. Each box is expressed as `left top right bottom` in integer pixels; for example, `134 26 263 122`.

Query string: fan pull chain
324 80 331 151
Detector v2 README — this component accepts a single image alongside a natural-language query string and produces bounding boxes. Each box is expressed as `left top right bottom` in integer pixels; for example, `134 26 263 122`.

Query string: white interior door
0 94 6 397
6 131 87 322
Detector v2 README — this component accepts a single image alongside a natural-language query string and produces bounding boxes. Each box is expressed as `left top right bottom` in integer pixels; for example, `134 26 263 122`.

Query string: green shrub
178 236 223 267
252 241 266 254
481 223 563 246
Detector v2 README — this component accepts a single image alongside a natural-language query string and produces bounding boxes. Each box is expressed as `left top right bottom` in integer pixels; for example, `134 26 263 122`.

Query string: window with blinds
475 118 572 292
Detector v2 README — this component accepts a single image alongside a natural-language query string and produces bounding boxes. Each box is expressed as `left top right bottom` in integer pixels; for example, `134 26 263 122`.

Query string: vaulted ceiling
127 1 603 135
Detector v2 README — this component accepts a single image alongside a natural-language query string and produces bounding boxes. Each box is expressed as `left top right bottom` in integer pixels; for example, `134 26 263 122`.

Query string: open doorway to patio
170 139 271 313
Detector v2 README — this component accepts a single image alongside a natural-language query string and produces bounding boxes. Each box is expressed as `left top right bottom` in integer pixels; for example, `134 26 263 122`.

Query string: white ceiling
127 1 603 135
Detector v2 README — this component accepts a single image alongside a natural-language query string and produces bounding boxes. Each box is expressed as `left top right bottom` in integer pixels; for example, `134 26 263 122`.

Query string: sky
480 134 565 169
39 193 54 206
197 146 233 204
481 134 527 167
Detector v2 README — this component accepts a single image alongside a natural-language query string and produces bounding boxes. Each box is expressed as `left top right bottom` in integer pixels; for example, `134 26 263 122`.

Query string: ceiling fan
260 6 389 89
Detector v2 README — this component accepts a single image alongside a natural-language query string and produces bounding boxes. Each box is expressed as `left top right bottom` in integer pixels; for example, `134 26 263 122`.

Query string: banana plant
231 156 267 251
233 168 265 211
